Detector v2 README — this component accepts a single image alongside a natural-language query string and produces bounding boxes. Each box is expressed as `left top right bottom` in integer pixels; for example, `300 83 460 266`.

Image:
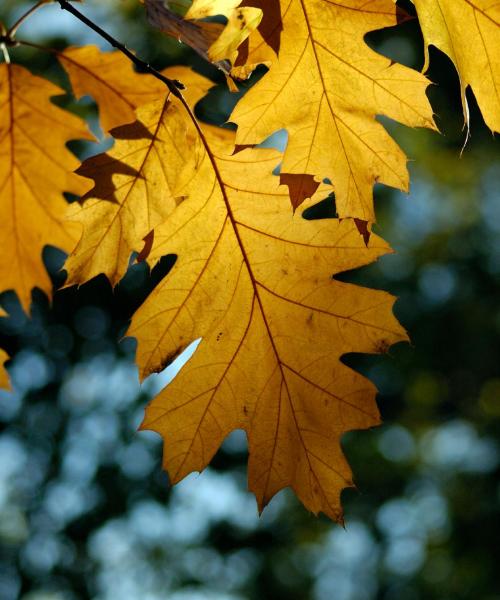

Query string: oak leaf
87 98 409 520
64 57 212 286
229 0 437 220
0 64 91 311
65 99 193 286
65 57 407 517
413 0 500 132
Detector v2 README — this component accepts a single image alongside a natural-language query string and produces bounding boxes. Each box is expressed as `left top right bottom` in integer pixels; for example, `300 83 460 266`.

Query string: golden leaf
413 0 500 132
0 64 91 311
95 99 410 520
64 59 213 286
230 0 437 220
65 99 194 286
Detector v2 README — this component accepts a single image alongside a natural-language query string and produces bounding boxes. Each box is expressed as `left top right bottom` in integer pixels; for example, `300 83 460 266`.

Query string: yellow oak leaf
58 45 166 133
65 99 194 286
413 0 500 132
106 102 409 520
230 0 437 221
64 60 214 286
0 64 92 312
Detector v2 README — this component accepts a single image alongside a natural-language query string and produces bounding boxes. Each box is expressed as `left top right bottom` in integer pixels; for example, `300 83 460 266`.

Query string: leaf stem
56 0 184 97
7 0 53 38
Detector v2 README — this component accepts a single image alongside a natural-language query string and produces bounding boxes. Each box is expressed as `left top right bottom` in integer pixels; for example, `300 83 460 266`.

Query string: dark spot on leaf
354 218 371 245
280 173 320 212
151 345 186 373
374 339 391 354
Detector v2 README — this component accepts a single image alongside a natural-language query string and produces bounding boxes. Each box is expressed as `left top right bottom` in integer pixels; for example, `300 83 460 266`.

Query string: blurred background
0 1 499 599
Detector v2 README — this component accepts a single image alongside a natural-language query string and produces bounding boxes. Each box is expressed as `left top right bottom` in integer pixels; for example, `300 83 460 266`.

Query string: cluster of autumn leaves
0 0 498 520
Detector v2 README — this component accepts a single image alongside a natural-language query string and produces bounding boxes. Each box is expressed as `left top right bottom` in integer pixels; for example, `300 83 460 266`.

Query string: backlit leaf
64 59 213 285
413 0 500 132
65 98 194 286
230 0 436 220
0 64 91 311
105 98 409 520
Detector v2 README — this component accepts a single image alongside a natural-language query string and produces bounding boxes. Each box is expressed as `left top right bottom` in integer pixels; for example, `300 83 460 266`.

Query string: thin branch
7 0 53 38
56 0 184 97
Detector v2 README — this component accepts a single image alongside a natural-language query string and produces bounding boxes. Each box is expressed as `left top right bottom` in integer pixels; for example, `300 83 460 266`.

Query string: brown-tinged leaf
0 64 92 311
186 0 263 66
65 100 194 286
143 0 231 74
280 173 320 212
143 0 263 77
413 0 500 132
230 0 437 220
231 0 281 80
64 61 214 286
99 101 409 520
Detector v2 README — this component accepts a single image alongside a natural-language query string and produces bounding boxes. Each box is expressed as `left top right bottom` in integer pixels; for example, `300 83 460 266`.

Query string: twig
56 0 184 97
7 0 53 38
